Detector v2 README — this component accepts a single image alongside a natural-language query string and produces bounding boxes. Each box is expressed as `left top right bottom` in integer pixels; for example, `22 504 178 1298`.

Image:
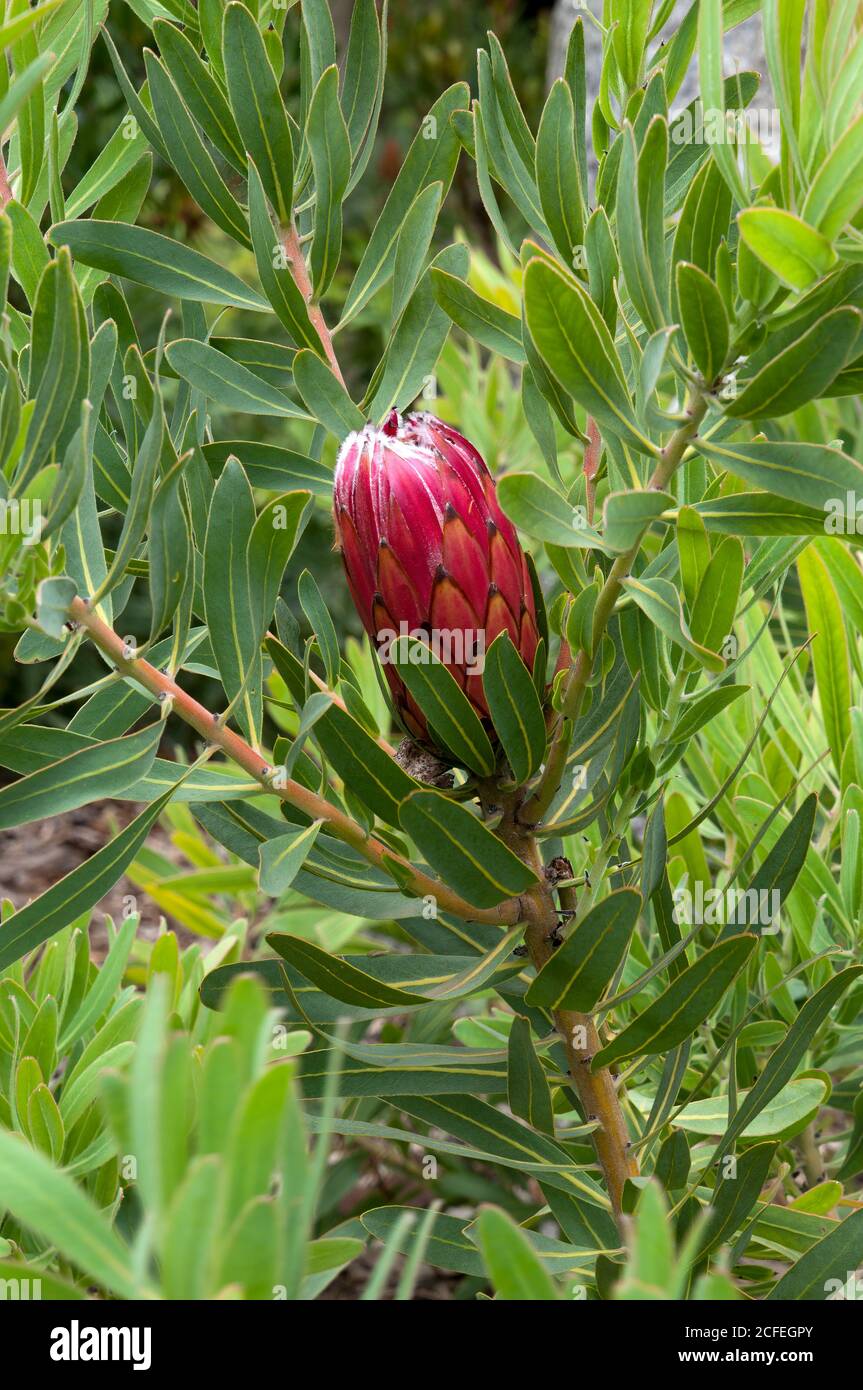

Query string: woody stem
66 597 520 928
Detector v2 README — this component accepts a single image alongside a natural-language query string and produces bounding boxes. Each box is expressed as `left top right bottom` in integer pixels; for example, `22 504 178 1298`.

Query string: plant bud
333 410 539 744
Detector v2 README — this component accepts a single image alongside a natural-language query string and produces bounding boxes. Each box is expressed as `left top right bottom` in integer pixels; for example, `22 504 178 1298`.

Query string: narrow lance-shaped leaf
306 65 350 299
399 790 539 910
592 935 758 1070
482 633 546 785
223 0 294 227
527 889 642 1013
51 220 269 311
523 257 657 457
0 724 161 832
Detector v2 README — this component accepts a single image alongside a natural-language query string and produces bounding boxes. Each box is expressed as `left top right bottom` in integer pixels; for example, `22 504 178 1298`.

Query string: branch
67 597 520 928
281 222 347 388
520 393 710 826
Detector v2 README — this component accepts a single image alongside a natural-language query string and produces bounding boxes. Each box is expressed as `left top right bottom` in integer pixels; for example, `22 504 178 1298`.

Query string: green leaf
248 491 311 641
268 927 523 1008
768 1207 863 1301
340 82 468 328
476 1207 559 1300
390 181 442 325
693 494 827 537
535 79 583 266
698 0 748 206
399 790 539 909
148 458 190 643
166 338 309 418
592 935 757 1070
507 1016 554 1133
797 547 851 776
153 18 244 171
366 243 468 418
602 491 674 554
389 635 496 776
203 459 260 742
7 199 50 306
523 257 656 457
801 111 863 241
202 439 331 496
431 266 525 363
342 0 383 160
698 1141 776 1257
145 50 249 247
738 793 817 933
689 536 744 655
676 261 729 382
293 348 364 436
362 1206 484 1277
693 437 863 526
50 220 269 311
297 568 340 685
266 637 417 828
725 307 862 418
622 575 725 672
482 633 546 784
497 471 607 551
715 968 863 1158
0 723 161 832
526 888 641 1013
737 208 837 291
223 0 293 227
0 791 172 971
306 65 350 298
668 1077 828 1139
259 821 325 895
0 1130 135 1297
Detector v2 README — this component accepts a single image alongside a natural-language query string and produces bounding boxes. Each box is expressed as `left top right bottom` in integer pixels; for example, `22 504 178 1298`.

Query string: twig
66 596 520 928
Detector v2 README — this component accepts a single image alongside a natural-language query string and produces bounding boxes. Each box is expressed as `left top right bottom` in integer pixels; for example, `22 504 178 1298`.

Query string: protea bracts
333 409 539 748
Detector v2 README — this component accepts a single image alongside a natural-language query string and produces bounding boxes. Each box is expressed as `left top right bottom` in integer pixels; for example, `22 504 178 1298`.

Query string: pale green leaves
737 208 837 291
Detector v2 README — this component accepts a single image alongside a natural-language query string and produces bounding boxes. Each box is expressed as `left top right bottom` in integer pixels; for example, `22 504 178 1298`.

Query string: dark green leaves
768 1207 863 1300
693 439 863 523
592 936 757 1070
535 79 583 266
523 257 656 457
400 791 539 909
306 65 350 298
527 889 642 1013
0 724 160 831
223 1 293 227
340 82 468 327
0 792 173 971
51 221 268 311
483 634 546 784
390 636 496 776
725 308 862 418
676 262 729 382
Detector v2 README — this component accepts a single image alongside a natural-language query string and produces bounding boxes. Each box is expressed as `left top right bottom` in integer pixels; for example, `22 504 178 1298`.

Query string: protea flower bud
333 410 539 746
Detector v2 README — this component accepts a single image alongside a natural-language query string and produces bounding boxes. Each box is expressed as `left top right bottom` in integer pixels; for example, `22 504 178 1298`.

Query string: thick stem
521 394 709 826
489 792 636 1224
281 222 347 388
67 597 519 928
